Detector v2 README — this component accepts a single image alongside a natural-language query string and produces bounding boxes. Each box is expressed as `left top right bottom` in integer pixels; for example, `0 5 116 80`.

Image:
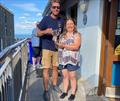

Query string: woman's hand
56 42 65 49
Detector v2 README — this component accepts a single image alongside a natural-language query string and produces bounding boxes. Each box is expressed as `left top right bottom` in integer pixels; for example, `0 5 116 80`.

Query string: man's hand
36 28 53 36
45 28 53 34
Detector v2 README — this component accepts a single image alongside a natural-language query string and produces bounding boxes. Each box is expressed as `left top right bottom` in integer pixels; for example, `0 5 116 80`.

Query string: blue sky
0 0 48 35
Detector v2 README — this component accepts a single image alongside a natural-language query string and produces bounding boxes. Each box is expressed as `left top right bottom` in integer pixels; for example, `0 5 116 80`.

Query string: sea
15 34 31 39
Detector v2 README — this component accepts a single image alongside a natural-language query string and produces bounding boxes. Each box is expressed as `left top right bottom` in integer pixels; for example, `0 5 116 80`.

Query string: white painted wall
77 0 104 87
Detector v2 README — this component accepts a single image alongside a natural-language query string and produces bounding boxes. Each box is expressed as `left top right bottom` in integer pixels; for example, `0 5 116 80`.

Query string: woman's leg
32 47 37 67
69 70 77 95
62 69 69 93
36 47 41 65
32 57 36 67
37 56 40 65
60 69 69 99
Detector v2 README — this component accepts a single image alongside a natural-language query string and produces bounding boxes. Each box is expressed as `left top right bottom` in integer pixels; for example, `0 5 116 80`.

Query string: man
37 0 64 100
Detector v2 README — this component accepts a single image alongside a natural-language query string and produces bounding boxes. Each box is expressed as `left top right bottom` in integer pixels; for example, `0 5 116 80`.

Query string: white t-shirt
31 28 40 47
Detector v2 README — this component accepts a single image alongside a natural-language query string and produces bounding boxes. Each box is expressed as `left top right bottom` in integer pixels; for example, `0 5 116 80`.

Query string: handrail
0 38 29 101
0 38 27 63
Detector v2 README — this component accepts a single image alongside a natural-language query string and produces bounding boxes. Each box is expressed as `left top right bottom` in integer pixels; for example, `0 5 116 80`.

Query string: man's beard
52 13 59 17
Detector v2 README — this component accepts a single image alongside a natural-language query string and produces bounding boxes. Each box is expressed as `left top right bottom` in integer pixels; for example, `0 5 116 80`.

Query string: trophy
52 23 62 49
52 29 61 49
52 30 59 42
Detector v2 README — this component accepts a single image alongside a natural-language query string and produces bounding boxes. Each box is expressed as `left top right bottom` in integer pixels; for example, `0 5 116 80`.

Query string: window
114 0 120 55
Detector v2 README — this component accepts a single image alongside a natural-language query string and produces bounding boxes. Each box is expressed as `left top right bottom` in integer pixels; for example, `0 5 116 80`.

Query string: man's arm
36 16 53 37
36 28 53 37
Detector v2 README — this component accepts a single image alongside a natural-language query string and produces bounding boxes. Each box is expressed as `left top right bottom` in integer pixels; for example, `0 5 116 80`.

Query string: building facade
43 0 120 98
0 4 14 52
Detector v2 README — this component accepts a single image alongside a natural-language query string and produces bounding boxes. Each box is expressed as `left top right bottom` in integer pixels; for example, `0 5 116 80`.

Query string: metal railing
0 39 28 101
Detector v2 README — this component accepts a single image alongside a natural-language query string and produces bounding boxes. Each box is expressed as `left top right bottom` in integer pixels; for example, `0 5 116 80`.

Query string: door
98 0 119 96
70 3 77 22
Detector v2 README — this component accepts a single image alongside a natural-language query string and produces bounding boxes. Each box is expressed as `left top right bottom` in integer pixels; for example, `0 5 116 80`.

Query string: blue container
28 41 33 64
112 61 120 86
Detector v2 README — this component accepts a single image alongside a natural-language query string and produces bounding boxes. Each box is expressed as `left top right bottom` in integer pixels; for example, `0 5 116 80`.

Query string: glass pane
114 0 120 55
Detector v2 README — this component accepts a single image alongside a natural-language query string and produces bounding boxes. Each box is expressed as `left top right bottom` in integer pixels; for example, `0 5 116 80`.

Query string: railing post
5 57 15 101
7 76 14 101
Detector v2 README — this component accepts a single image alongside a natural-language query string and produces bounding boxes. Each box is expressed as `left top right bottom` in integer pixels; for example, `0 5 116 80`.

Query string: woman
31 27 41 71
57 18 81 100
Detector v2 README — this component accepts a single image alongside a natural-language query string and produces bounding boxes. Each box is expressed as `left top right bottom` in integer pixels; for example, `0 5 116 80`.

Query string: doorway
98 0 119 96
70 3 78 22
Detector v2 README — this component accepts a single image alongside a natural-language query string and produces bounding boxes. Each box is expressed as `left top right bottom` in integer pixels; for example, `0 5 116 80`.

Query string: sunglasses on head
52 6 60 9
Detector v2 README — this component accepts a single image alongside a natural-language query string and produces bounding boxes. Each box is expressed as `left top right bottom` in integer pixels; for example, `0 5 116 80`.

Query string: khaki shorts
42 49 58 68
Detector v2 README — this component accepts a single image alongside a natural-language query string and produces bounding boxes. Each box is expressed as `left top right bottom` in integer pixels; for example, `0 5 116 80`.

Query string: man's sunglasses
52 6 60 9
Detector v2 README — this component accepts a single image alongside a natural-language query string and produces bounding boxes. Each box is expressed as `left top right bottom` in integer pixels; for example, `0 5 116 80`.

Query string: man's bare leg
43 68 49 91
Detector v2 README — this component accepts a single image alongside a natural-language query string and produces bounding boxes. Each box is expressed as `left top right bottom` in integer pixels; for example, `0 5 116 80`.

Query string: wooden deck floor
23 66 110 101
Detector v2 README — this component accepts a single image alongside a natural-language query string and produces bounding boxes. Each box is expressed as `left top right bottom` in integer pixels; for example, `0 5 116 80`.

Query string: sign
115 44 120 55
